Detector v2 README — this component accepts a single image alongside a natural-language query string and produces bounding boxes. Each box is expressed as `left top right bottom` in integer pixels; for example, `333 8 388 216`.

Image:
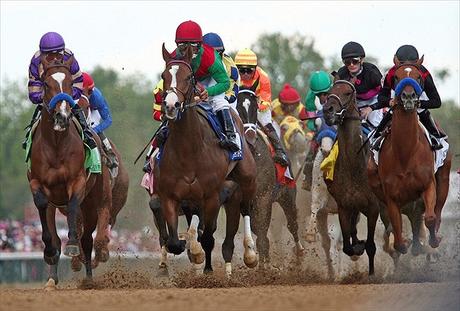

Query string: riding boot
216 108 240 152
264 123 290 167
100 135 119 169
419 110 443 150
22 104 42 150
302 150 316 191
371 112 392 151
72 105 97 149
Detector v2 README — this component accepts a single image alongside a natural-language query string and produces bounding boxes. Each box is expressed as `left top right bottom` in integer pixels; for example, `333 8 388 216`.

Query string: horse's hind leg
250 196 271 267
222 191 241 277
278 187 304 257
422 181 440 248
434 154 451 232
317 208 334 280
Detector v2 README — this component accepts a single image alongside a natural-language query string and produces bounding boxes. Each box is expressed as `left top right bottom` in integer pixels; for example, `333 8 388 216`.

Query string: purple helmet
39 32 65 52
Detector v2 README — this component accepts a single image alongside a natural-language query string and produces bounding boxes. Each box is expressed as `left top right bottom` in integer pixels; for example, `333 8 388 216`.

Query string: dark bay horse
367 59 452 254
237 82 304 265
322 80 380 275
154 44 258 273
27 56 113 289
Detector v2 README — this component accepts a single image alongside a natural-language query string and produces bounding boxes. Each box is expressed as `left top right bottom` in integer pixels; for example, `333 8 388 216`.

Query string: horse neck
391 107 420 164
168 108 205 154
337 118 367 173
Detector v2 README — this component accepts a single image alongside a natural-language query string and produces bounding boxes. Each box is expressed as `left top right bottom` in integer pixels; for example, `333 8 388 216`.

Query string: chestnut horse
367 59 452 254
322 80 381 275
237 83 304 265
154 44 258 273
27 56 112 289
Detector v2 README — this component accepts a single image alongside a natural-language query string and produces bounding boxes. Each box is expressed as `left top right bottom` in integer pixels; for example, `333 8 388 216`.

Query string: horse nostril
175 102 181 108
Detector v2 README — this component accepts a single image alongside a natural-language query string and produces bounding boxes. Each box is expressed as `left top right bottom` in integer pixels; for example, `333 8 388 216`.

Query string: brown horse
237 83 304 265
154 44 258 273
322 80 380 275
367 59 452 254
27 56 112 289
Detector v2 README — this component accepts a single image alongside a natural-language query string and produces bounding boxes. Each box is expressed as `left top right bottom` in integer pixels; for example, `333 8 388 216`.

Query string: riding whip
133 120 166 165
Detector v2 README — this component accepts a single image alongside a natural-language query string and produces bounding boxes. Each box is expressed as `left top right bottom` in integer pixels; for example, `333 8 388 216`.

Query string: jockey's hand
199 89 209 101
360 106 372 120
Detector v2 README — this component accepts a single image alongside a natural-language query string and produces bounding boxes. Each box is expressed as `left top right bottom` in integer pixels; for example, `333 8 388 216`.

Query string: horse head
393 56 425 111
279 116 307 154
323 80 359 126
236 79 259 145
161 43 196 121
41 54 76 131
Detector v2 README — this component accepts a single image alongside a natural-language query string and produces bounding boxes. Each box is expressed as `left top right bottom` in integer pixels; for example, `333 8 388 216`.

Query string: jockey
271 83 309 125
302 70 334 191
143 21 236 173
235 48 290 167
334 41 384 128
202 32 240 108
371 45 444 150
81 72 119 169
24 32 96 150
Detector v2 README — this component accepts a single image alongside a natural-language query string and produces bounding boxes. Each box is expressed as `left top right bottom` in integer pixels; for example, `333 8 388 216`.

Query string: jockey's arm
91 88 112 134
420 74 441 109
65 50 83 101
28 58 44 104
205 54 230 96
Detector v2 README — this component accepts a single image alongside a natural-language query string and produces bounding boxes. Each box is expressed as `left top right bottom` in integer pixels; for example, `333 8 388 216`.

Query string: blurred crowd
0 220 160 253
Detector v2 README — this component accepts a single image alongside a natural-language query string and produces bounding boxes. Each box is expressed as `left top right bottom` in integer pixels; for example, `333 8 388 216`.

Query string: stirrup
220 137 240 152
430 137 442 150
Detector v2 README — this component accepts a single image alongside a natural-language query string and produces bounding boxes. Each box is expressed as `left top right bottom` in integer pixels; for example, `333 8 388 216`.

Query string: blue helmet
203 32 224 51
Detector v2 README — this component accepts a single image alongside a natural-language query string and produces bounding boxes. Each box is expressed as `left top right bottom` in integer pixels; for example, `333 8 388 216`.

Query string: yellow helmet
235 48 257 66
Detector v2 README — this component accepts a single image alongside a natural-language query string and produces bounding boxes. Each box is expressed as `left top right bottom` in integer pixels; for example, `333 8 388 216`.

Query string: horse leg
337 206 354 257
222 192 241 277
406 201 424 256
351 211 365 256
387 200 408 254
365 207 378 276
422 180 440 248
250 196 271 267
317 208 334 280
379 204 400 267
149 195 169 273
63 194 81 257
94 183 112 264
188 214 205 265
200 196 220 273
162 198 185 255
45 205 61 290
278 187 304 257
434 156 451 233
80 206 97 289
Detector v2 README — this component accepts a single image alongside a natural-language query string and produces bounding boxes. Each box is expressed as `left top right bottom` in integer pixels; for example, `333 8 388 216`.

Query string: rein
164 60 198 111
327 80 361 124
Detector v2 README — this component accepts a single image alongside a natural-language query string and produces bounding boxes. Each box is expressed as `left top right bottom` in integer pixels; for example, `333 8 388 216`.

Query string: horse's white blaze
404 67 412 76
164 92 179 109
169 65 179 88
242 98 251 113
59 101 68 117
51 72 65 92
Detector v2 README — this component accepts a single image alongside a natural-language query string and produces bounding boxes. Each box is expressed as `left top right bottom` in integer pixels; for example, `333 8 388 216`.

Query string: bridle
237 88 258 135
326 80 360 124
163 60 198 112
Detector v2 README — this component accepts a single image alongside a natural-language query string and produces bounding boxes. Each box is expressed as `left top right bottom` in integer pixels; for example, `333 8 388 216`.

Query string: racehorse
237 82 304 265
367 59 452 254
277 116 309 172
27 56 113 289
154 44 258 273
322 80 380 275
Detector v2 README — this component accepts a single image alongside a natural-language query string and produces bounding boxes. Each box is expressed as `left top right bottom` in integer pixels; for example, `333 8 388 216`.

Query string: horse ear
251 78 260 92
331 71 339 82
162 43 171 63
393 55 401 66
417 55 424 66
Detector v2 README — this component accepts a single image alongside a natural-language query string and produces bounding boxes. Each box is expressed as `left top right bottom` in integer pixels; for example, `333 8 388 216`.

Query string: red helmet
175 20 202 43
82 72 95 90
279 83 301 105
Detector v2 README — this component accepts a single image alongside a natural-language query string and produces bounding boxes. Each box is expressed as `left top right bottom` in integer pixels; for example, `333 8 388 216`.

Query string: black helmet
395 45 419 62
341 41 365 59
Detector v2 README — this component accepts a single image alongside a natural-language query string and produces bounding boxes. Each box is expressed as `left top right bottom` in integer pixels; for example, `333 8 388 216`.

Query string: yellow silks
320 141 339 181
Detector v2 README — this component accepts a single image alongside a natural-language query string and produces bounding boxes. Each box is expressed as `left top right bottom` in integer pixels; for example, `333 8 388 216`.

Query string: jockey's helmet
235 48 258 67
39 32 65 53
203 33 224 52
395 45 419 62
279 83 301 105
310 71 332 94
175 20 202 43
82 72 95 90
341 41 365 59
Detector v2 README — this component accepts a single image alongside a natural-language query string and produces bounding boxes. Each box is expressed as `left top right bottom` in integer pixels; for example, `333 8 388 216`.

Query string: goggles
343 57 361 66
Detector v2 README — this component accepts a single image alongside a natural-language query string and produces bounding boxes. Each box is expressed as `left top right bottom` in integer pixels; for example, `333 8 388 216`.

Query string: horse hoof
64 244 80 257
244 249 259 268
352 242 366 256
91 259 100 269
190 240 205 264
71 257 82 272
394 243 408 254
294 243 305 257
426 252 440 264
44 278 57 291
411 243 424 257
81 277 94 290
95 248 110 263
157 265 169 278
44 251 60 265
350 255 360 262
429 235 442 248
166 240 186 255
304 232 317 243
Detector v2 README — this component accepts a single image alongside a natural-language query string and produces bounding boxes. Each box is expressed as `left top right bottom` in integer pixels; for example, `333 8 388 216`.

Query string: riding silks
320 141 339 181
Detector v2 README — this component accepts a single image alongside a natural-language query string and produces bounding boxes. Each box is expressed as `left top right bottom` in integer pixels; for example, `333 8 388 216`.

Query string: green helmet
309 71 332 94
